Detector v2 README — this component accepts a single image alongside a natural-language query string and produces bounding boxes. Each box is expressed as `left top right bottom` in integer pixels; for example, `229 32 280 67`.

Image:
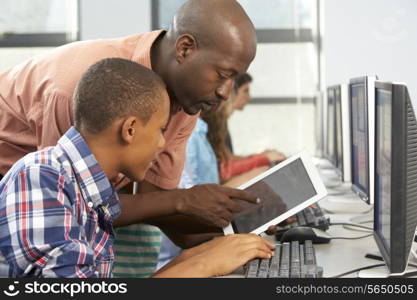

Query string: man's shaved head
152 0 257 115
169 0 256 60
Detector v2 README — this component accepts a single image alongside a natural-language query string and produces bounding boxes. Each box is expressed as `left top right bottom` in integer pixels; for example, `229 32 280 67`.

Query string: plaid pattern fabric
0 127 120 277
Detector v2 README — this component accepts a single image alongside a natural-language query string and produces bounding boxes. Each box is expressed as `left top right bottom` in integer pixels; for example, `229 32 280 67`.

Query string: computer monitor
349 76 376 204
334 84 351 182
373 81 417 275
325 86 337 167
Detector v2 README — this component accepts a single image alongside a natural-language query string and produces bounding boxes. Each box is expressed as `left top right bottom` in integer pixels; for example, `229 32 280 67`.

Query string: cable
330 222 372 231
389 264 417 278
391 270 417 278
333 261 417 278
332 263 386 278
330 233 373 240
365 253 383 261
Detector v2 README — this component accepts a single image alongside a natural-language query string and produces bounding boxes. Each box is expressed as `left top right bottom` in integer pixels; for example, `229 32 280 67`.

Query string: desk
229 191 416 278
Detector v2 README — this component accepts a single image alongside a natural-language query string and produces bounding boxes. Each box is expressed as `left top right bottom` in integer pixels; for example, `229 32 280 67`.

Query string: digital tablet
223 152 327 235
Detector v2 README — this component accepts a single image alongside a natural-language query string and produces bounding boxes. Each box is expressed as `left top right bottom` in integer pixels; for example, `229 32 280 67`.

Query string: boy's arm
1 167 103 278
152 234 275 277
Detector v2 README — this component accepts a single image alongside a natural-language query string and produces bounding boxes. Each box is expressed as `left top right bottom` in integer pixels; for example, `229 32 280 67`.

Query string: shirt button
88 202 93 208
96 227 100 234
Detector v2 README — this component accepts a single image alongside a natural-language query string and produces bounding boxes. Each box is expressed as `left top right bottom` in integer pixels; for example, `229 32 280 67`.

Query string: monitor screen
351 83 369 196
327 88 336 165
335 86 343 173
374 88 392 256
232 158 317 233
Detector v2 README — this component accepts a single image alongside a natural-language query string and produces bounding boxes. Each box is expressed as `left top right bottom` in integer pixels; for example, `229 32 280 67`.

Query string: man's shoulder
170 110 199 131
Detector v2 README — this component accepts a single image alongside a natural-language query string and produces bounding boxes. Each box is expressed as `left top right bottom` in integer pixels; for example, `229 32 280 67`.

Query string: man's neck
151 31 182 116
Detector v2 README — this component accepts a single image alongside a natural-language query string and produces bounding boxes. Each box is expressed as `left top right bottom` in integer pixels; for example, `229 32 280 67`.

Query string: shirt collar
57 127 119 218
132 30 166 69
195 118 208 134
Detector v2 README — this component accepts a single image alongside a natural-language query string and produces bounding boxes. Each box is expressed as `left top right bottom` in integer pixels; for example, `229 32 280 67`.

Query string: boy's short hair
74 58 166 134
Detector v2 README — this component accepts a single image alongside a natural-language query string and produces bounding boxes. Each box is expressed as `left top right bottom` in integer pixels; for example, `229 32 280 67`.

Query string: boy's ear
120 116 143 144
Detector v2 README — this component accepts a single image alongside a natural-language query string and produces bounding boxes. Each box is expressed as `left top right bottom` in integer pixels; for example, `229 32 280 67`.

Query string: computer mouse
279 226 331 244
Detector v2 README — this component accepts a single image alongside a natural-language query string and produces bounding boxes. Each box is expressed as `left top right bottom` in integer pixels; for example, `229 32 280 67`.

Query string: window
0 0 79 47
152 0 321 103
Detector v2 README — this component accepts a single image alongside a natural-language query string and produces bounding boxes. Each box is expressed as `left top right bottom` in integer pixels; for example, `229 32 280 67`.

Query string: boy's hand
185 234 275 277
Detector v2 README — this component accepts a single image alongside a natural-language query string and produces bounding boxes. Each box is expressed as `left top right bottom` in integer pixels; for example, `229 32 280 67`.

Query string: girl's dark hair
201 103 232 164
233 72 252 92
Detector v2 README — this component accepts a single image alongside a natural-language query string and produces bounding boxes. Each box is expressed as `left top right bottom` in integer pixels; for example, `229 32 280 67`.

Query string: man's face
171 42 255 115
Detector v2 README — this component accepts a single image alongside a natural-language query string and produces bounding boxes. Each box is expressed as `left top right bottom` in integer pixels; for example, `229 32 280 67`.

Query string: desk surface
229 190 417 278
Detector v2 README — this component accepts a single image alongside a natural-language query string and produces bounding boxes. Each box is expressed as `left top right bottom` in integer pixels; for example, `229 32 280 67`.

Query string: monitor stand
319 194 371 214
358 265 390 278
326 182 353 196
349 209 374 224
312 157 333 170
360 243 417 278
321 174 343 190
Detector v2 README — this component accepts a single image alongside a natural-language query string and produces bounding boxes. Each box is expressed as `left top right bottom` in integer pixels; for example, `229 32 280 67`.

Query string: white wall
229 43 317 157
324 0 417 103
229 103 315 156
0 0 152 73
80 0 151 40
0 48 54 73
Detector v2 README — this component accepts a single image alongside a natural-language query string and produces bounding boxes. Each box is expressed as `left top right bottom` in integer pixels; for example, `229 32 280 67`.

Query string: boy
0 58 274 277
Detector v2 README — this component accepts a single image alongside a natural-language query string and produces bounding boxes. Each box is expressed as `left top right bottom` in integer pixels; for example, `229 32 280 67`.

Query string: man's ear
120 116 142 144
175 34 197 63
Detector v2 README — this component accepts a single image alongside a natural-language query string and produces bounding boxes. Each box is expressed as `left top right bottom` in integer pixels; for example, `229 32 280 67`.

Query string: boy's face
122 92 170 182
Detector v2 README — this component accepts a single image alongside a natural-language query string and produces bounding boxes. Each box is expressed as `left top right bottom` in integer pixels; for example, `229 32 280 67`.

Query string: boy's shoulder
4 145 74 184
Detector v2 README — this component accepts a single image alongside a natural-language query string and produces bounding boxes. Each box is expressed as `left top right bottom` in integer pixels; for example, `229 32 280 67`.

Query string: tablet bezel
223 151 328 235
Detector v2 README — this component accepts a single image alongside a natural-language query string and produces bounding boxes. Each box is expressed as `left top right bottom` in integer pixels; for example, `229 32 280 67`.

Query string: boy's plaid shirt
0 127 120 277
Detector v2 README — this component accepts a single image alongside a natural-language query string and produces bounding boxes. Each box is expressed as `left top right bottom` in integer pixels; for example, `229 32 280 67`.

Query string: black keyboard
245 240 323 278
275 204 330 241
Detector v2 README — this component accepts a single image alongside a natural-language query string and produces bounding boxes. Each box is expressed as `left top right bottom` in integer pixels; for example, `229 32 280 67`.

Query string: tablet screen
232 158 318 233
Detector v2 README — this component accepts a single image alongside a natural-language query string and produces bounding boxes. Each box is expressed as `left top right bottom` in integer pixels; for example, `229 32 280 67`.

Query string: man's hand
264 216 296 235
176 184 260 228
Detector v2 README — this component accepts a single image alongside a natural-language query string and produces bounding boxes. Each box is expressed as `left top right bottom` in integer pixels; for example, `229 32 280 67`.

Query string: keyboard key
304 243 316 265
291 241 300 267
245 241 323 278
304 208 316 225
257 258 270 278
297 213 307 226
300 244 305 265
280 243 290 269
245 259 260 278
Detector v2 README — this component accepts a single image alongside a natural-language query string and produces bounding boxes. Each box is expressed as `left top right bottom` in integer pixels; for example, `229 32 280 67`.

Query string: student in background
202 99 284 184
0 58 274 278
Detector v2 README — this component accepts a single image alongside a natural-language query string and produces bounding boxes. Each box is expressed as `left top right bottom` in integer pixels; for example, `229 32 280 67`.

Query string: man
0 58 275 277
0 0 258 276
